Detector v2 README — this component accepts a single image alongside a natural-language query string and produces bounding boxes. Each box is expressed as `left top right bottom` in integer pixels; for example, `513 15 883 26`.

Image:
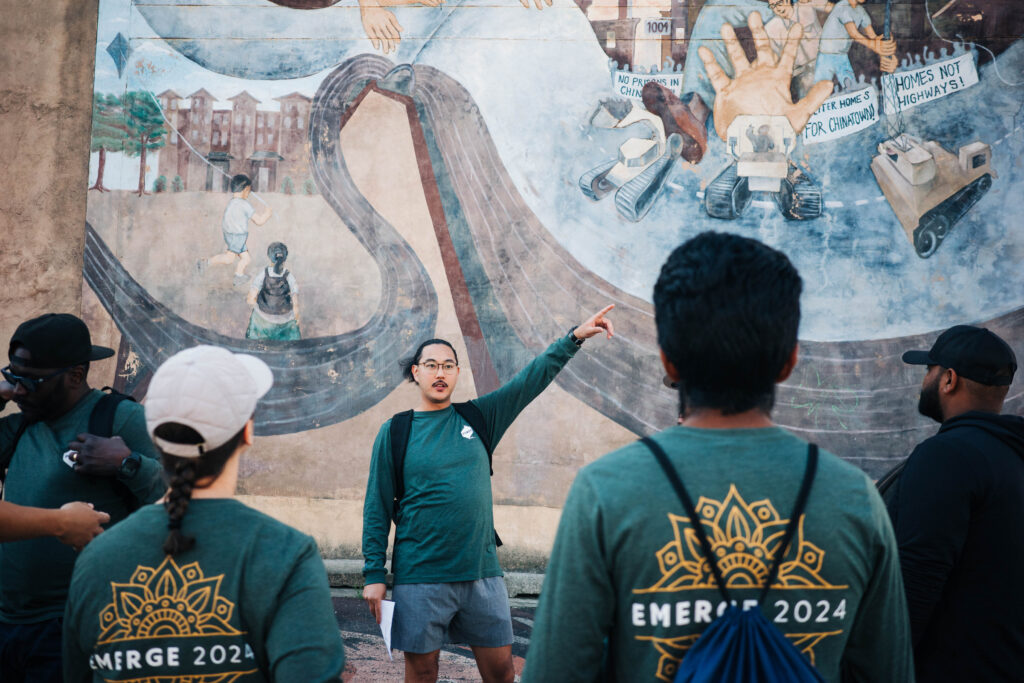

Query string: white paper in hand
379 599 395 661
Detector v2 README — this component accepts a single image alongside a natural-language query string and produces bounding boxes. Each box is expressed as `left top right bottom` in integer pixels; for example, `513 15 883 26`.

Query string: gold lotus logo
633 485 847 681
634 485 846 593
97 556 255 682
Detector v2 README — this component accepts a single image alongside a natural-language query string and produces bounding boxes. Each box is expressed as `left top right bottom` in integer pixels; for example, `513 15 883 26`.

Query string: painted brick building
156 88 313 193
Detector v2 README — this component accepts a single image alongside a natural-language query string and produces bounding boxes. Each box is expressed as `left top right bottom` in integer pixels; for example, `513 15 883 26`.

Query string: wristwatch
118 452 142 479
567 326 584 347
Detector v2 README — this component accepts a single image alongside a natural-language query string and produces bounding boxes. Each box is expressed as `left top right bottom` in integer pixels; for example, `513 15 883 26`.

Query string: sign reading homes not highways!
802 86 879 145
881 53 979 113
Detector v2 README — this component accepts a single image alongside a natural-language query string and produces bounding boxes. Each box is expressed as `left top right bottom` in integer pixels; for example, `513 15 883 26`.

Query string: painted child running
204 174 273 285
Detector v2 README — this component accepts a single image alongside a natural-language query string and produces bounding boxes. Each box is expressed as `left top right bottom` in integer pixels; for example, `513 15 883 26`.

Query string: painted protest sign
881 53 979 113
802 86 878 145
611 70 682 101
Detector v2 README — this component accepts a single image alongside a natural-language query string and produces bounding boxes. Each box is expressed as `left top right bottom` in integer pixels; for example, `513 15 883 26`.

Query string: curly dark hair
653 231 802 416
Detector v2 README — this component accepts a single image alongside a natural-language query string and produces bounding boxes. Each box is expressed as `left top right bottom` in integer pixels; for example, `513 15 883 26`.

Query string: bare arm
0 501 109 550
845 21 895 56
251 204 273 226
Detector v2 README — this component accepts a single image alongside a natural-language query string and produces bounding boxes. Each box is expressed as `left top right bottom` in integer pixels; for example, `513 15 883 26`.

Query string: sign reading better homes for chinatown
802 86 879 145
611 70 682 101
881 53 979 113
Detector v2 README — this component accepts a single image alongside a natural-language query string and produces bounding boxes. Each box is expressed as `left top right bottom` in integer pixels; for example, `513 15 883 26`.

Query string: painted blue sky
94 0 331 108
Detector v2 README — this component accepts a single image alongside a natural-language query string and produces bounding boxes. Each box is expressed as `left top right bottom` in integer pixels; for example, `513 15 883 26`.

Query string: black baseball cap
8 313 115 369
902 325 1017 386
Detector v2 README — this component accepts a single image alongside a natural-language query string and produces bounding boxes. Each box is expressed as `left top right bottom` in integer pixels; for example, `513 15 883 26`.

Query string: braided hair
152 422 246 556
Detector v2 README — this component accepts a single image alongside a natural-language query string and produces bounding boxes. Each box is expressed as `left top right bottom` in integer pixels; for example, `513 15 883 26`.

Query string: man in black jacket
892 324 1024 682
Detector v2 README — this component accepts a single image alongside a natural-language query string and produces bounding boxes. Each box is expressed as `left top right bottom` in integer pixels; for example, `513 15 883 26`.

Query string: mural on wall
84 0 1023 484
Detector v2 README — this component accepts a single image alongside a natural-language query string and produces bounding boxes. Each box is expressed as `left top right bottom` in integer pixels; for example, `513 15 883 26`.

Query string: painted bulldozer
704 114 823 221
871 134 994 259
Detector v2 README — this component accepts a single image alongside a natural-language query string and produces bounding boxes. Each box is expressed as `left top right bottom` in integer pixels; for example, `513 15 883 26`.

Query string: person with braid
61 346 345 681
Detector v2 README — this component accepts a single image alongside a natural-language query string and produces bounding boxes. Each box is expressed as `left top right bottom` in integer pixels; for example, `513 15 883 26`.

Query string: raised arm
473 305 615 443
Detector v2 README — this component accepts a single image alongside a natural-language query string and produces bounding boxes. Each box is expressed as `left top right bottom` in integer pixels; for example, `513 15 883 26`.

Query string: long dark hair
152 422 247 556
399 339 458 382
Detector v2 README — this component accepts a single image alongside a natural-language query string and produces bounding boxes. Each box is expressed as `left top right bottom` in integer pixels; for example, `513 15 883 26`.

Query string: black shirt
889 411 1024 682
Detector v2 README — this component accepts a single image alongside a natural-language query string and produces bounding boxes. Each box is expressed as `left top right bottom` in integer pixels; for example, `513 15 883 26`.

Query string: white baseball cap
145 346 274 457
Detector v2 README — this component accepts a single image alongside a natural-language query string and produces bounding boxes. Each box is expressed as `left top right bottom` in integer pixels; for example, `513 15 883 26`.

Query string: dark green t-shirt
62 498 345 682
522 426 914 683
0 389 164 623
362 335 579 585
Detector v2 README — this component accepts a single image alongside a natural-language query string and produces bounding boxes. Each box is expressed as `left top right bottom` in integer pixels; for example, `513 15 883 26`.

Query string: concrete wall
0 0 98 333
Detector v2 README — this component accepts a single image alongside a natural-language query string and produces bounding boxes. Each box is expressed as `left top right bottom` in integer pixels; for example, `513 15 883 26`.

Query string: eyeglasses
418 361 458 374
1 365 70 393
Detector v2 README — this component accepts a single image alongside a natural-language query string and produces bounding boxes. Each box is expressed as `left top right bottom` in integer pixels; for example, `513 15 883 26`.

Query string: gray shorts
223 230 248 254
391 577 513 653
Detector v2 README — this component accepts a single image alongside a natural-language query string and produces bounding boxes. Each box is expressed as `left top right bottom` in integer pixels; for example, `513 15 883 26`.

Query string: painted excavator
870 134 994 258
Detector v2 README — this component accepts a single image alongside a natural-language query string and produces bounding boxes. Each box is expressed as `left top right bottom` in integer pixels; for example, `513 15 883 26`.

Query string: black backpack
875 459 906 510
389 402 502 548
0 388 140 512
641 437 825 683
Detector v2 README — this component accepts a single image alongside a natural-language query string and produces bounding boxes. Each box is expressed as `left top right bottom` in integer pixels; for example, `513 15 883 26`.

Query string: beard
917 375 944 423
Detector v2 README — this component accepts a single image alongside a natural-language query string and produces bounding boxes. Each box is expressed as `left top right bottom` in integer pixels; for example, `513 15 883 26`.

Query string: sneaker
233 274 250 287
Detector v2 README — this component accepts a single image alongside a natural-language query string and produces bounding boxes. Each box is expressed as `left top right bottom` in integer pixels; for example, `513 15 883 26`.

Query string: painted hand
873 36 897 57
575 304 615 340
698 12 833 140
360 0 404 54
520 0 553 10
879 54 898 74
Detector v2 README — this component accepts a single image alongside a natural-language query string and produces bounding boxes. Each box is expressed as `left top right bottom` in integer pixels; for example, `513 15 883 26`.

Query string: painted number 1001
644 19 671 36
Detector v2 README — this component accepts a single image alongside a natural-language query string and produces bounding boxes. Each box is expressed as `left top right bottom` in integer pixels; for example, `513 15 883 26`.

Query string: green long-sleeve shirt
0 389 164 623
362 335 580 585
522 426 914 683
63 498 345 682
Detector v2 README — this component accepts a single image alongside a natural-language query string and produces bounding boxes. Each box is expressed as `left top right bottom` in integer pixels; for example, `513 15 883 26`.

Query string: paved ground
333 590 537 682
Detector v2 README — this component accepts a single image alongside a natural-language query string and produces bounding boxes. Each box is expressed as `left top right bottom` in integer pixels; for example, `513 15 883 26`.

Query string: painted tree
89 93 126 192
121 92 167 196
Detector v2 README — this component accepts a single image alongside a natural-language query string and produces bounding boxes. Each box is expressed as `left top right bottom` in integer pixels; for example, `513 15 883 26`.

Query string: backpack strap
388 409 415 515
643 436 731 604
90 388 141 513
758 444 817 604
453 401 493 472
641 437 818 606
0 417 29 486
388 403 503 547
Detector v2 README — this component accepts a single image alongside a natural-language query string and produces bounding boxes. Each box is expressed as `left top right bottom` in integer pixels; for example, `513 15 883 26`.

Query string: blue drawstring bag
641 438 825 683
